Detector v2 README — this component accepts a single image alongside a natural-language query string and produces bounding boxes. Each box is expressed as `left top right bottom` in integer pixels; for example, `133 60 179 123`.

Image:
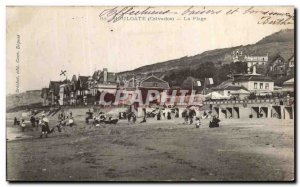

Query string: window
254 83 257 89
265 83 269 90
260 83 263 89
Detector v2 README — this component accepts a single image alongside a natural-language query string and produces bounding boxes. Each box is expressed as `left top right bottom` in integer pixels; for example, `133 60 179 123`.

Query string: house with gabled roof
48 81 63 106
90 68 119 105
211 83 250 100
269 55 289 78
232 66 274 94
75 76 90 105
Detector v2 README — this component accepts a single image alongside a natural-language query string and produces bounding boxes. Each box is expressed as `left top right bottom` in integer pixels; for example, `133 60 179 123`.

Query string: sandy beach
6 110 294 181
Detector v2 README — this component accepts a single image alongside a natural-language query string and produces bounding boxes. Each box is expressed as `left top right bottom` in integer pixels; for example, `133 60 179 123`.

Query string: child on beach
195 117 201 128
40 117 50 138
20 119 26 132
14 117 18 126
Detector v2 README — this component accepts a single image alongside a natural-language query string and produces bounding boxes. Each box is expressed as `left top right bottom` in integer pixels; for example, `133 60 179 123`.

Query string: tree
181 76 195 90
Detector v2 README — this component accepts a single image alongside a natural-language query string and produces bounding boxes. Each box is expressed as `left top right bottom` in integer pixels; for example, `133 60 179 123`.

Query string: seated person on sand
209 116 220 128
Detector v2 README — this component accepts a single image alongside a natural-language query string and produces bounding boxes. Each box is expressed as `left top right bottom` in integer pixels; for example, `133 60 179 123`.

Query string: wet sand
6 113 294 181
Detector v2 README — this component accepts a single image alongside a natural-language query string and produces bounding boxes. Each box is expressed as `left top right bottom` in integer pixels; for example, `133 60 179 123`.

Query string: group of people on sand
14 115 43 132
183 108 221 128
155 108 176 121
122 105 221 128
40 112 75 138
14 110 75 138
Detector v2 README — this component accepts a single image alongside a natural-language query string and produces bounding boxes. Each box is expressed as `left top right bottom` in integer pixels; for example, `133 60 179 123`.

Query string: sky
6 6 294 94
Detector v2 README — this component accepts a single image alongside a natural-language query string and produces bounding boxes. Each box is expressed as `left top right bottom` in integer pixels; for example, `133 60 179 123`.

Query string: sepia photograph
6 6 295 181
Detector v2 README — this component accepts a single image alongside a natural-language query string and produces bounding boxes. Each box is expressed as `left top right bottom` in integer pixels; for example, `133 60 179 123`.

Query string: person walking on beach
30 115 36 128
132 113 137 123
14 117 18 126
189 109 196 125
140 108 147 124
20 119 26 132
175 108 179 118
195 117 201 128
40 117 50 138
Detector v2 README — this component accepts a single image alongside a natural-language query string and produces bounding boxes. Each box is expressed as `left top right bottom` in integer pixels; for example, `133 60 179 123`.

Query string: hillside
6 90 42 110
118 29 294 86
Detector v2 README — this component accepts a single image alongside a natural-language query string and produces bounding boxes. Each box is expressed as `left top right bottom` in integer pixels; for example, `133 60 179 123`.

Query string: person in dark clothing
142 108 146 117
35 117 39 127
209 116 220 128
132 113 137 123
14 117 18 126
157 111 161 120
140 108 147 124
188 109 196 125
40 119 51 138
175 108 179 118
20 119 26 132
167 111 171 120
127 112 132 122
30 115 36 128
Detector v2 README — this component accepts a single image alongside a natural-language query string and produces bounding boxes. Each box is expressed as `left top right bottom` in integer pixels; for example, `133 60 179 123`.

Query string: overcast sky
6 6 294 94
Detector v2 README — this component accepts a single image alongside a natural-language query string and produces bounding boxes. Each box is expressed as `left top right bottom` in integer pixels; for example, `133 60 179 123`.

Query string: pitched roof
49 81 62 95
77 76 90 90
92 70 101 80
140 75 170 89
283 78 294 85
288 55 294 62
71 75 77 82
97 71 117 83
212 84 249 91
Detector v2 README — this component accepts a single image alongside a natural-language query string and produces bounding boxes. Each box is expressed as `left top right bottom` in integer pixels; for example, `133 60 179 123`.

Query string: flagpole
203 78 206 95
192 80 193 92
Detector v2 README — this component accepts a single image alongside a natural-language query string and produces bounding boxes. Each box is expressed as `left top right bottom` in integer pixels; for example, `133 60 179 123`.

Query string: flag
196 81 201 86
205 78 214 85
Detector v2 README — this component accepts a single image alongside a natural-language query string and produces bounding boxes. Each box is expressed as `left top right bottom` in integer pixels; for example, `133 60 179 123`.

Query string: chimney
103 68 108 83
253 65 257 74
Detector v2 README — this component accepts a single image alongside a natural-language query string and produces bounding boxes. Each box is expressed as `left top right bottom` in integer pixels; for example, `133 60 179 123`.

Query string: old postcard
6 6 295 181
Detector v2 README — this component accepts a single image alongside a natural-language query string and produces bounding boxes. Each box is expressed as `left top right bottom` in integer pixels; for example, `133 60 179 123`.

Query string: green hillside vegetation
118 29 294 89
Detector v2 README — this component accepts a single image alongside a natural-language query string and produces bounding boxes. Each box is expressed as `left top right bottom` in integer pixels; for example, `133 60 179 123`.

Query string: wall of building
237 81 274 93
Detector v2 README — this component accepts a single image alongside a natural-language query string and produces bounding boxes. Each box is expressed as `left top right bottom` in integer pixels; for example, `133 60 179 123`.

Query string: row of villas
41 68 171 106
41 68 119 106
